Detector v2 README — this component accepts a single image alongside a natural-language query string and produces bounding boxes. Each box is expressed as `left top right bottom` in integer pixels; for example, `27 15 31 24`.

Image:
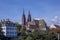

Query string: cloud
51 16 58 22
52 16 58 21
51 16 60 25
55 16 58 19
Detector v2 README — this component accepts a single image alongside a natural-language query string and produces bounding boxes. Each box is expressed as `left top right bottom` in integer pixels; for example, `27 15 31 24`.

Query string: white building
1 19 18 39
49 24 57 29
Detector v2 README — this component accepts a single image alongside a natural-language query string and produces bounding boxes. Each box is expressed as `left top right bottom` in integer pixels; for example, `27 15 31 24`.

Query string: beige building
26 19 47 31
21 10 47 31
49 24 60 33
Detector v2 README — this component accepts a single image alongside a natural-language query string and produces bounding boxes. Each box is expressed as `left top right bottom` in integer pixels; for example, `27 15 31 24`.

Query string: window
3 28 5 30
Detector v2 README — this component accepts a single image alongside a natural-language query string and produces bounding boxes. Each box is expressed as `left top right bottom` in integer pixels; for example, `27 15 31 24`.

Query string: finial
1 20 2 22
28 9 30 14
3 19 5 22
23 8 25 14
6 19 9 21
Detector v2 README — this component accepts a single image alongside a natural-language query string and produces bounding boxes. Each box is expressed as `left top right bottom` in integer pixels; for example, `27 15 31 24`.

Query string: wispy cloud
51 16 60 25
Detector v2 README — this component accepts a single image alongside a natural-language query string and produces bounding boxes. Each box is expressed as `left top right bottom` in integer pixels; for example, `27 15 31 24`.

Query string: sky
0 0 60 25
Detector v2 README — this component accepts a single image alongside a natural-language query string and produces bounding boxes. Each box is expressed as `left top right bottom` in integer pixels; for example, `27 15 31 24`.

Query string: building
22 9 26 30
39 19 47 31
1 19 18 40
21 10 47 31
49 24 60 33
26 20 38 31
27 10 31 22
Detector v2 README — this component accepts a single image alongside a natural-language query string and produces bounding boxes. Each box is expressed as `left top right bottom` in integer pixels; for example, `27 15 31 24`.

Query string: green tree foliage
15 22 22 33
32 29 42 39
0 22 2 27
44 30 58 40
18 30 27 40
32 29 45 40
0 22 5 40
25 36 33 40
0 22 3 35
18 29 58 40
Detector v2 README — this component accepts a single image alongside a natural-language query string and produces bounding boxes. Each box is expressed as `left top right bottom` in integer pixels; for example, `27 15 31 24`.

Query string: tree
32 29 44 40
0 22 2 35
18 28 58 40
0 22 2 27
15 22 22 33
18 30 27 40
25 36 33 40
44 30 58 40
0 22 5 40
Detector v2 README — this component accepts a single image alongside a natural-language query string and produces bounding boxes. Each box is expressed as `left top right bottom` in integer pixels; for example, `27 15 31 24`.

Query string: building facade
1 19 18 39
22 10 26 30
22 10 47 31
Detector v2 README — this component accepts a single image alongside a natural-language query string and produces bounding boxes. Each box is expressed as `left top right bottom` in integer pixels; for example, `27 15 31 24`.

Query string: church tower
22 9 26 30
27 10 31 22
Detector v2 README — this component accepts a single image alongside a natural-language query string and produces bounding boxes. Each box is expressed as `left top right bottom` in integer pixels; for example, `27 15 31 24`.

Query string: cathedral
22 9 47 31
22 9 31 30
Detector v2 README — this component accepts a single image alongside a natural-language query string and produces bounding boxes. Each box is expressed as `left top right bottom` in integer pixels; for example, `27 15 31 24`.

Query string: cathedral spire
27 10 31 22
23 8 24 14
22 9 26 30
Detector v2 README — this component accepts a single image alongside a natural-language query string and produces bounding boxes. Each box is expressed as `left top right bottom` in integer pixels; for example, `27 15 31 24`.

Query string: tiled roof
1 20 15 26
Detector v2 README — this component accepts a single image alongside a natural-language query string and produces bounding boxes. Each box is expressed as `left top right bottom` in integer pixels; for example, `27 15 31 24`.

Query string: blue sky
0 0 60 25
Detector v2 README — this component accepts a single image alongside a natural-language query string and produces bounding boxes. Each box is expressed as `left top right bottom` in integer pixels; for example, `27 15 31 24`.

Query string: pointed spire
27 10 31 22
28 10 30 15
22 9 26 18
1 20 2 22
6 19 9 21
22 9 26 30
23 8 24 15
